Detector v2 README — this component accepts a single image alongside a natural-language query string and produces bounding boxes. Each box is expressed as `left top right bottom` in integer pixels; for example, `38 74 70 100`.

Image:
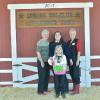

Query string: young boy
67 28 81 94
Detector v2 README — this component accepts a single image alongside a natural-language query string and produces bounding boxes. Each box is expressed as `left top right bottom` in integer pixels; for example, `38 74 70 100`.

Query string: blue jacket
49 41 71 60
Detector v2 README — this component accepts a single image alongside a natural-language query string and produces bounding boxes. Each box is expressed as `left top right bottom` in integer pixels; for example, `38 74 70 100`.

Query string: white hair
69 28 76 33
41 29 49 35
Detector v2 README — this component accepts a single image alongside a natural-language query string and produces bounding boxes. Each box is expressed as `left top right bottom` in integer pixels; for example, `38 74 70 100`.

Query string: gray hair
69 28 76 33
41 29 49 35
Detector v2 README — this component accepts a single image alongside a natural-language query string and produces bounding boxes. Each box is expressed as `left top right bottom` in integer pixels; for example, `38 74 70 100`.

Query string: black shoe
55 94 60 98
61 93 66 98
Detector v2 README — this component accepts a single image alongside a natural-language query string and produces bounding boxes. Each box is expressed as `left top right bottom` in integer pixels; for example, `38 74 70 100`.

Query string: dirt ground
0 86 100 100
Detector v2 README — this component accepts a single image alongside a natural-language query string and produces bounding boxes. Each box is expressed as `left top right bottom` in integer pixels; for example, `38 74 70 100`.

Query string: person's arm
36 51 44 68
36 51 43 63
36 41 44 68
76 39 81 66
48 56 54 66
62 55 68 71
76 52 80 66
63 42 73 66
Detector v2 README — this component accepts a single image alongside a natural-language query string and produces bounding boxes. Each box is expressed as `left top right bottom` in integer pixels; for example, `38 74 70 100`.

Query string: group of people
36 28 81 98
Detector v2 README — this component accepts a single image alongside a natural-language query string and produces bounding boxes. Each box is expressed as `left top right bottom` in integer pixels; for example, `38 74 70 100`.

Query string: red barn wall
0 0 100 86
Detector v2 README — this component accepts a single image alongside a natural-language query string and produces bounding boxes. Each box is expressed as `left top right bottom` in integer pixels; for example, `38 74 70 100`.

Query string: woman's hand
41 61 45 68
76 60 79 66
70 59 73 66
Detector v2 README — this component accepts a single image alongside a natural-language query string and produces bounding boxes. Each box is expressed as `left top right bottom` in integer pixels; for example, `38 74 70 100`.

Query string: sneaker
43 91 47 95
55 94 60 98
38 92 46 95
61 93 66 98
38 92 43 95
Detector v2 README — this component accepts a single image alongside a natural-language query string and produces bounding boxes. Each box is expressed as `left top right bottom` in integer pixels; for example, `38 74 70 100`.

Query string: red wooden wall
0 0 100 86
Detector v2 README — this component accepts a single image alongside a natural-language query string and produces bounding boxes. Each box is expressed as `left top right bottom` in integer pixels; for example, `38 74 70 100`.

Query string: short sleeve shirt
37 39 49 62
